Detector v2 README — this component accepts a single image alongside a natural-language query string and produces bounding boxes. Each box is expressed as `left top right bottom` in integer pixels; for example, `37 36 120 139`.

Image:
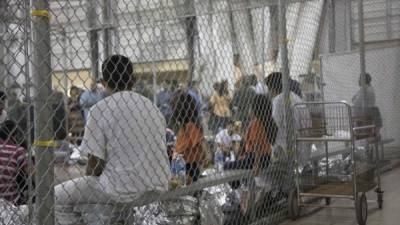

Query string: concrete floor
280 167 400 225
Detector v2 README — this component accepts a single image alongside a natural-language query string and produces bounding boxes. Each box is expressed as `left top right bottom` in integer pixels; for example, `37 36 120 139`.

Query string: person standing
265 72 311 166
232 76 257 129
156 80 173 124
79 80 107 123
55 55 171 223
188 80 203 116
209 80 231 134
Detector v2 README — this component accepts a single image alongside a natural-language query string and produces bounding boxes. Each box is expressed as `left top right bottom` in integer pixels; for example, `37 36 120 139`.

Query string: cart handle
353 125 375 131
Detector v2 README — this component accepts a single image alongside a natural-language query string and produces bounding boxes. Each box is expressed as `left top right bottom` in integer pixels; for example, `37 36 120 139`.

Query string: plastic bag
0 199 26 225
134 202 170 225
199 191 224 225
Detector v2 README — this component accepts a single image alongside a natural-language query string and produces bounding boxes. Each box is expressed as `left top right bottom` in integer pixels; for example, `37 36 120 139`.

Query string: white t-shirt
81 91 171 202
255 82 268 95
215 129 242 148
272 92 311 165
352 86 376 108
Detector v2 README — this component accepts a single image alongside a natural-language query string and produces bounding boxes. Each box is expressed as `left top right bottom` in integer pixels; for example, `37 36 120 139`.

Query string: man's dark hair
364 73 372 85
70 86 79 92
102 55 135 92
289 78 303 98
265 72 282 93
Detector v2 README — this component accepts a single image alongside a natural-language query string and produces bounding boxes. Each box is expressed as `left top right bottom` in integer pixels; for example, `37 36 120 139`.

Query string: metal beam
184 0 197 84
87 0 99 82
102 0 111 59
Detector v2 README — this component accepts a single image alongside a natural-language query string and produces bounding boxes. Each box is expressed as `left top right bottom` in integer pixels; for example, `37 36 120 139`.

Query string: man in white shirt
55 55 171 223
265 72 311 167
352 73 375 108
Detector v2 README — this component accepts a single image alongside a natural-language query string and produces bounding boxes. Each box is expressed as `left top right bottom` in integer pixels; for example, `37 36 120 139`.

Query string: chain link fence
0 0 399 225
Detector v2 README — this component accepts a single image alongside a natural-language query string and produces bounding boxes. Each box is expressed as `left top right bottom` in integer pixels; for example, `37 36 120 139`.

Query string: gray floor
280 167 400 225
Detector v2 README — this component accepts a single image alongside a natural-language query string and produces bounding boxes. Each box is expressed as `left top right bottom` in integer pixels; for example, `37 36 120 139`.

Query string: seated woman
0 120 30 205
215 119 242 158
224 94 278 171
172 91 206 184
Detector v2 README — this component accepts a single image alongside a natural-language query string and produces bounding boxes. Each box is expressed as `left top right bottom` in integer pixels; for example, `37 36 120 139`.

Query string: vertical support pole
261 7 266 78
23 0 33 222
103 0 111 59
269 5 279 62
61 30 69 135
279 0 295 174
357 0 367 109
328 0 336 53
88 0 99 82
0 0 6 90
152 62 157 103
31 0 55 224
184 0 196 84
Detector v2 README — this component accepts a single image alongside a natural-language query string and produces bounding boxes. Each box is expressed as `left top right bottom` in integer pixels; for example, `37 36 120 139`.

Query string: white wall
321 46 400 147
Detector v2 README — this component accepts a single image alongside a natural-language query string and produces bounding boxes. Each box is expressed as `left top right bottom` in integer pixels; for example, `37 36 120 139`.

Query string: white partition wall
322 47 400 147
290 0 324 79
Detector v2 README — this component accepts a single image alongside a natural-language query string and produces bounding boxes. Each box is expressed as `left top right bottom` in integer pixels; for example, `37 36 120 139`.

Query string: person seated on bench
172 91 206 184
224 94 278 172
54 55 171 222
0 120 31 206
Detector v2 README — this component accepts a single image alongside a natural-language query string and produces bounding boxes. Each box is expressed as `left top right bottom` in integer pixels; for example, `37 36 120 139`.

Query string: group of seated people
0 54 310 225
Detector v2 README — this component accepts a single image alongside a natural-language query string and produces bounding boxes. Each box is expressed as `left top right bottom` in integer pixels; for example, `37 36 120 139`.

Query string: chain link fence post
357 0 367 110
0 0 6 90
31 0 55 224
184 0 197 85
278 0 295 156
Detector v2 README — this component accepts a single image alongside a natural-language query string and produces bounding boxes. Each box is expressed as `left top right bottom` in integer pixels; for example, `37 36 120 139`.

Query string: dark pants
224 154 270 189
209 114 230 134
186 162 201 182
224 153 270 170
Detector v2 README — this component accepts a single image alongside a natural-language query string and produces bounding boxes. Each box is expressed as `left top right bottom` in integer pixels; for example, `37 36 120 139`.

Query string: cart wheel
377 191 383 209
325 197 331 206
288 189 300 220
356 192 368 225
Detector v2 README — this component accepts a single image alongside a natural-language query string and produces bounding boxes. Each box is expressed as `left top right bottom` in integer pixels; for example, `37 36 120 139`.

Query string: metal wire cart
289 102 383 225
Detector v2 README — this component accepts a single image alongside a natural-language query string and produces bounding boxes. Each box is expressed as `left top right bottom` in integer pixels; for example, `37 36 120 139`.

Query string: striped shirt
0 141 28 204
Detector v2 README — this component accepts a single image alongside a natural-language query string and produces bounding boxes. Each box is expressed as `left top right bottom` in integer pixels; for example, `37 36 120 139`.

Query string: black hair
362 73 372 85
0 120 19 144
213 82 220 92
251 94 278 145
70 86 79 91
289 78 303 98
171 90 200 127
265 72 282 93
249 74 258 86
0 91 6 101
102 55 135 92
